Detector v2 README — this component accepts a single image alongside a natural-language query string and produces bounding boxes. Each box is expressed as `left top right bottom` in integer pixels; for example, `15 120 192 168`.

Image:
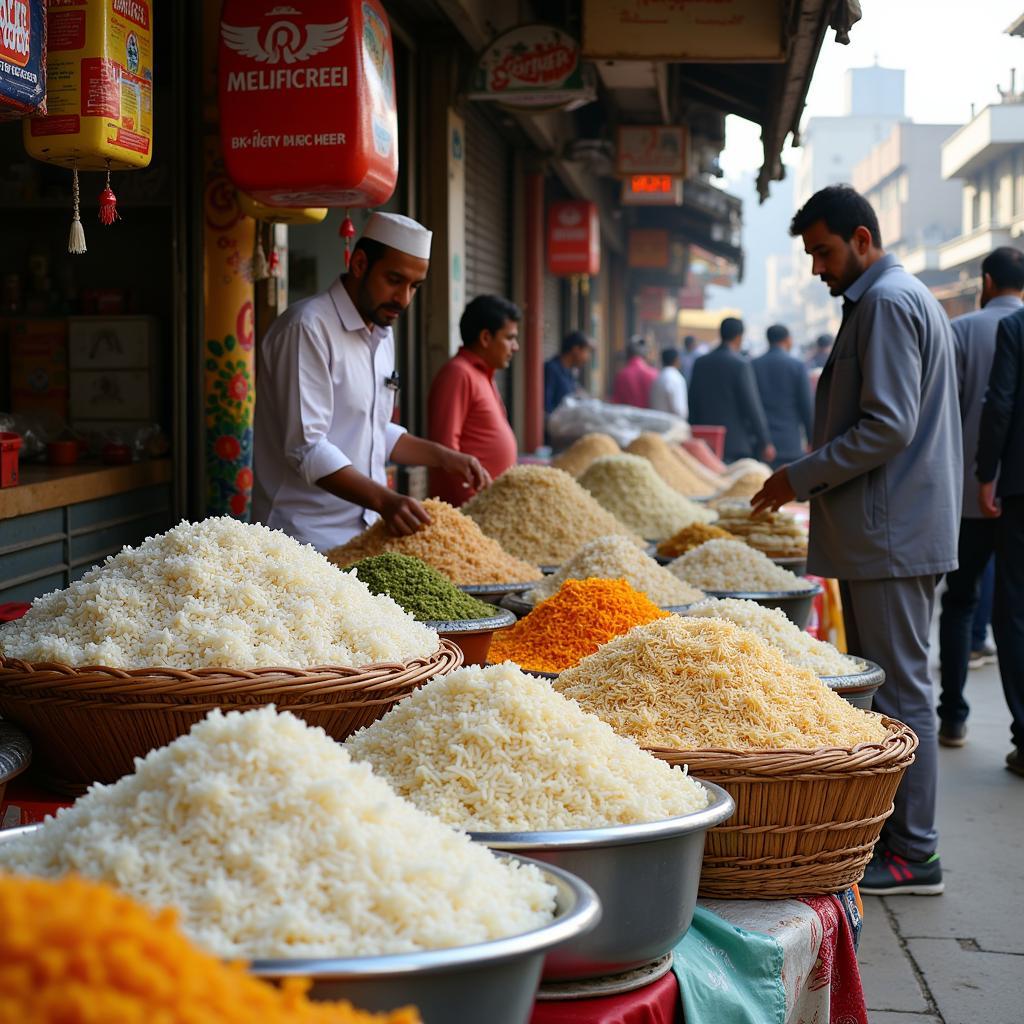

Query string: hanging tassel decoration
268 247 281 277
68 165 87 255
251 222 270 281
339 209 356 268
98 161 120 226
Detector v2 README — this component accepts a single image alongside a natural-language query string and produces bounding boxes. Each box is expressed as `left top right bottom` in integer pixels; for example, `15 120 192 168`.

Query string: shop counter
0 460 174 604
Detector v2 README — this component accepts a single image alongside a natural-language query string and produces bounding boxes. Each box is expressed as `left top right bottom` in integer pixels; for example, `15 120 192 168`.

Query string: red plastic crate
0 432 21 488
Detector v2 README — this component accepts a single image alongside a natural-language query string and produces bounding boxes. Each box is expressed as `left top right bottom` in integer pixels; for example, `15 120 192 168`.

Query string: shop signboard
547 200 600 276
582 0 785 62
219 0 398 207
0 0 45 120
628 228 670 270
621 173 683 206
468 24 596 111
636 285 669 323
616 125 687 176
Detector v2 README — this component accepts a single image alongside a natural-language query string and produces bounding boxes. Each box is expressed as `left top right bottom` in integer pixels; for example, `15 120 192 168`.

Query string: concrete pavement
857 657 1024 1024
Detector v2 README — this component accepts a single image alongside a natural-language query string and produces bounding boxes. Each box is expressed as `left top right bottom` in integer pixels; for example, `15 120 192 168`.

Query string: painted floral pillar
202 3 255 520
202 150 255 519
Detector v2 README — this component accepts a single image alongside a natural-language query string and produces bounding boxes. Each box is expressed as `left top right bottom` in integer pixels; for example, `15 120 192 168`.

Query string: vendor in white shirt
253 212 489 550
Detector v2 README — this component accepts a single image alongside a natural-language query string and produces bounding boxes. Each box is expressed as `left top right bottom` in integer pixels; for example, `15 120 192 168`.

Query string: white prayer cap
361 212 432 260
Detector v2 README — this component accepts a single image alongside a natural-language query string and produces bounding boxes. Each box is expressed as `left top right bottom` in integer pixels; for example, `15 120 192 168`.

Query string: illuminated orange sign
622 174 683 206
631 175 672 192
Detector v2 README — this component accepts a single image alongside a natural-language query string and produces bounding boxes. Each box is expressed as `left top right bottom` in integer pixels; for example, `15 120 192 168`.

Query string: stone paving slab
869 1013 943 1024
858 897 930 1013
905 938 1023 1024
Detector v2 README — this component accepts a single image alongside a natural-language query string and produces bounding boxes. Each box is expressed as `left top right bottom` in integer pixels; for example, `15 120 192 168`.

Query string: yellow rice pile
328 499 542 584
552 433 621 477
626 433 716 497
554 616 887 750
462 465 643 565
657 522 737 559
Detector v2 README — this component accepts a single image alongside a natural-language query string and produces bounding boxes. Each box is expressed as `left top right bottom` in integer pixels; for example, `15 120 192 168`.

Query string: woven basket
0 640 462 795
647 716 917 898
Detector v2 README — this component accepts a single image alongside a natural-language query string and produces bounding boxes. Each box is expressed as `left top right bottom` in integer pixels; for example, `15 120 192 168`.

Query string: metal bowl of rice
772 555 808 577
470 780 735 981
820 657 885 710
0 825 600 1024
702 582 823 629
501 592 697 621
458 581 537 605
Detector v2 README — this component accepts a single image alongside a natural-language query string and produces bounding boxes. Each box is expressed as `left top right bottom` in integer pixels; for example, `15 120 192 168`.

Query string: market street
858 655 1024 1024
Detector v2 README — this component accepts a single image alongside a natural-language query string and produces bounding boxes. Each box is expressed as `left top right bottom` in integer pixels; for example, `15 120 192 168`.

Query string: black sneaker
938 721 967 748
1007 748 1024 777
859 845 944 895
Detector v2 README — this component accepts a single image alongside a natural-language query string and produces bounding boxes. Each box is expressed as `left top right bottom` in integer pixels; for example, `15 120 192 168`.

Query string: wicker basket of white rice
0 518 462 793
554 616 917 898
0 706 599 1023
346 663 733 980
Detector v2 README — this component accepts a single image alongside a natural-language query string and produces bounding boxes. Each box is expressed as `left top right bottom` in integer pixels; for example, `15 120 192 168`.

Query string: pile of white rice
668 539 811 593
687 598 864 676
462 464 643 565
527 536 704 607
0 706 556 958
578 454 717 540
0 518 437 669
346 662 709 831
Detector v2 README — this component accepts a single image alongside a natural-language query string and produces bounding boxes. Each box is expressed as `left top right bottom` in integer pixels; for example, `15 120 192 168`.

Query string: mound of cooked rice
578 454 717 540
328 499 542 585
668 539 810 593
346 662 709 831
462 465 643 565
527 536 703 607
554 616 887 750
686 598 865 676
0 707 556 958
0 518 437 669
552 433 621 477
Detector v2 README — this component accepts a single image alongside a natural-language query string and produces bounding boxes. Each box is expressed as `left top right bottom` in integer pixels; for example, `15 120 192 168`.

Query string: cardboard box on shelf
8 319 69 432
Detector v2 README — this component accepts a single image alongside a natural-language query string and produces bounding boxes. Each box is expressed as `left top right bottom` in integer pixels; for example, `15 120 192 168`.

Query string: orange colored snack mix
489 577 668 674
0 872 420 1024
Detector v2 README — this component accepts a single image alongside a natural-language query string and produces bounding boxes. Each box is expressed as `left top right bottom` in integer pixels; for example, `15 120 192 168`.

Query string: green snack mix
348 552 496 622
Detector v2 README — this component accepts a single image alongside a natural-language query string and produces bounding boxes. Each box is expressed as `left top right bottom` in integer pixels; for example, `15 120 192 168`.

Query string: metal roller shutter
464 106 511 302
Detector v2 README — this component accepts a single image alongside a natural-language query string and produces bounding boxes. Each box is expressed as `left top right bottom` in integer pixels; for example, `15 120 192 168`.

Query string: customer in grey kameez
753 185 962 896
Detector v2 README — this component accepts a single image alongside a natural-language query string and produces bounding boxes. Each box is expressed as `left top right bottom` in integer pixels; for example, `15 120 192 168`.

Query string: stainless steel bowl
0 721 31 803
470 779 735 981
772 555 808 577
702 582 823 629
820 657 885 710
0 826 600 1024
501 592 698 621
458 581 538 606
422 607 516 634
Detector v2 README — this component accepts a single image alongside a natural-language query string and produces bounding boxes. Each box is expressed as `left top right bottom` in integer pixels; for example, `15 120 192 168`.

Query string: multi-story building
770 65 908 344
938 98 1024 315
851 123 962 289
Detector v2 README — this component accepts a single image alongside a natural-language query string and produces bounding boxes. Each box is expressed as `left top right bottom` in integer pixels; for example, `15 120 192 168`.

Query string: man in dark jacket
689 317 775 463
753 323 814 468
976 304 1024 778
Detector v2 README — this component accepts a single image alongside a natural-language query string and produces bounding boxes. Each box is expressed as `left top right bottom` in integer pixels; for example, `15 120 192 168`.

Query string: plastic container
689 425 726 461
0 432 22 488
46 440 79 466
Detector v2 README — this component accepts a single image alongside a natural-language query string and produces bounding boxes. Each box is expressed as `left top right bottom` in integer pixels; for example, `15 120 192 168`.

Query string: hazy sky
720 0 1024 179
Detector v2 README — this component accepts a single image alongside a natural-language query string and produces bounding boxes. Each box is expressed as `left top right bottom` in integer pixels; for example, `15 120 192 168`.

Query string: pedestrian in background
689 317 775 463
976 302 1024 777
544 330 593 415
753 185 961 895
427 294 519 506
648 347 689 419
937 247 1024 748
806 332 834 369
611 336 658 408
679 335 701 383
753 323 813 468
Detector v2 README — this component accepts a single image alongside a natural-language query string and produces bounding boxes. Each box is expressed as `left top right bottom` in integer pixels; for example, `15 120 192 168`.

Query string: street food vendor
253 212 489 549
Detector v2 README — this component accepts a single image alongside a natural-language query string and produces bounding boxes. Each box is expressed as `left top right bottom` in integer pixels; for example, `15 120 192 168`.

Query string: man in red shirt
611 336 658 407
427 295 520 505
